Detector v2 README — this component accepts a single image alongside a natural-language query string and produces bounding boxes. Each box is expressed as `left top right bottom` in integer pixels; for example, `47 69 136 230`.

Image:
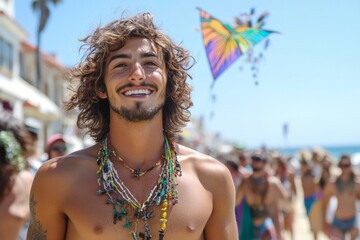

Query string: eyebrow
108 51 160 65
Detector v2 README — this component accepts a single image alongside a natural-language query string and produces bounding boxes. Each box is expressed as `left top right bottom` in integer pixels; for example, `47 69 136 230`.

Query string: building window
0 37 14 77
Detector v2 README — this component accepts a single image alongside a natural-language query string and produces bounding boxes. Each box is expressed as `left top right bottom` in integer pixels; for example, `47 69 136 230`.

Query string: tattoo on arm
27 194 47 240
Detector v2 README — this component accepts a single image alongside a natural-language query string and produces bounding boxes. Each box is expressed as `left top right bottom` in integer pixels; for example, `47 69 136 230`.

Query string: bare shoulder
33 144 99 196
176 144 234 195
177 144 230 180
37 144 98 175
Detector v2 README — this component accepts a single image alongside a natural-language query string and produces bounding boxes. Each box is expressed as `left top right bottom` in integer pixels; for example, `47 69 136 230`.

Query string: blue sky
14 0 360 148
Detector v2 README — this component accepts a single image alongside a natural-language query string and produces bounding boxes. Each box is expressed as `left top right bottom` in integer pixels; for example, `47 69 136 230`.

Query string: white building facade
0 0 69 150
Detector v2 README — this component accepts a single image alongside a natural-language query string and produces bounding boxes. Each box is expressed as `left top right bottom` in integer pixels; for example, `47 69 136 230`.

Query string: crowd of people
1 11 360 240
222 146 360 240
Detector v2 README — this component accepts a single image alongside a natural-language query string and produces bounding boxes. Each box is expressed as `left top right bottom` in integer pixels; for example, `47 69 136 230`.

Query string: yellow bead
161 223 167 230
162 212 167 218
162 201 168 208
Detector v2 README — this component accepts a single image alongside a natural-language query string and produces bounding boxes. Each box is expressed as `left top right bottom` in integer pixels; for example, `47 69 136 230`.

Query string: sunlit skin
322 157 360 240
27 37 237 240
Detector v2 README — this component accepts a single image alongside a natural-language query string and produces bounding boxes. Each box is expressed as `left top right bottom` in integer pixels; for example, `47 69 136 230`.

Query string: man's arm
27 159 68 240
203 160 238 240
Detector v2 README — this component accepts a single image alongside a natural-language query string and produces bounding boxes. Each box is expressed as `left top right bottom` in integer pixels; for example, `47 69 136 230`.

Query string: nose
129 62 145 82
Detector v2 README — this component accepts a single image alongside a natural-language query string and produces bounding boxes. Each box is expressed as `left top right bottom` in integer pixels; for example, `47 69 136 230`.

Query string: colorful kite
197 8 277 87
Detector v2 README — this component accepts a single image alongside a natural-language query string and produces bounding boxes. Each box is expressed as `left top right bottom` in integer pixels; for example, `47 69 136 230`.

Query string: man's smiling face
101 37 167 122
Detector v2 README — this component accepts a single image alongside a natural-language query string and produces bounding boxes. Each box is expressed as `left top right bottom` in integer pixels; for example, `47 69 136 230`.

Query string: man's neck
108 114 165 169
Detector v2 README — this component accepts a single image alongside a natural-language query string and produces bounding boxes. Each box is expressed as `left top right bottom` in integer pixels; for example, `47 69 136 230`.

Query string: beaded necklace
112 149 163 179
96 133 182 240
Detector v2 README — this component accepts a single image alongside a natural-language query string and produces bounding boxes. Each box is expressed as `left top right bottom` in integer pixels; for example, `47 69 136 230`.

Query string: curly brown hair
65 12 194 142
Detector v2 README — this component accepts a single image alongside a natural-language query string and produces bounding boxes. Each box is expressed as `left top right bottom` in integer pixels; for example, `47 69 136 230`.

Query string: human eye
113 62 127 69
144 57 161 67
142 57 156 65
145 61 158 66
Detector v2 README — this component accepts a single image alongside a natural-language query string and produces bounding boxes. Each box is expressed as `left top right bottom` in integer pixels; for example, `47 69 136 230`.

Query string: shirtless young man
26 13 237 240
236 152 287 240
323 154 360 240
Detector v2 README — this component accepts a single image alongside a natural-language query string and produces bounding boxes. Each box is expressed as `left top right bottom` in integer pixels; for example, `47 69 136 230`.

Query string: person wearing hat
44 134 67 161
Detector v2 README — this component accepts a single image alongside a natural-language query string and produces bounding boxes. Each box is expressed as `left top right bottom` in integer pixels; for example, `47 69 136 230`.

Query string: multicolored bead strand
96 132 181 239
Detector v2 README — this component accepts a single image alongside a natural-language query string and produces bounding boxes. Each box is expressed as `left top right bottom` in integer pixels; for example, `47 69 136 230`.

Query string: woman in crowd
0 113 34 239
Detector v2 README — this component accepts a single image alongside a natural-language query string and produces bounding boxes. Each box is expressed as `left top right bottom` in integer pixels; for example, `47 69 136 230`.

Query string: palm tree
31 0 62 90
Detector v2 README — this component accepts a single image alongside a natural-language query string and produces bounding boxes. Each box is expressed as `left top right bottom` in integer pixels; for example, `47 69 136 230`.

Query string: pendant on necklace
135 209 154 221
134 168 142 179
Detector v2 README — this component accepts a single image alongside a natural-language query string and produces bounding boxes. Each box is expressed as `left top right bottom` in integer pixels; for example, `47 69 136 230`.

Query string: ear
96 85 107 99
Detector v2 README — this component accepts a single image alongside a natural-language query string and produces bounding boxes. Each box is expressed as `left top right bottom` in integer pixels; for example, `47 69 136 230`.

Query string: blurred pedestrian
299 149 322 240
224 157 250 190
323 154 360 239
0 112 34 239
274 154 297 240
236 151 287 239
235 147 253 173
44 133 67 160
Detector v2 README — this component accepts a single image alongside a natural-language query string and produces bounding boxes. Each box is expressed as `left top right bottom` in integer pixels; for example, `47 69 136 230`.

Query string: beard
110 100 165 122
252 166 263 172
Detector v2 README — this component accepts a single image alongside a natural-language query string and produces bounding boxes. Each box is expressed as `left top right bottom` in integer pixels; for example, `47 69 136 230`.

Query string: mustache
117 82 158 94
252 167 262 172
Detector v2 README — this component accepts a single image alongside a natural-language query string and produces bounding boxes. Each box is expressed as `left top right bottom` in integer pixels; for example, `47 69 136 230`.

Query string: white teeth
124 89 151 96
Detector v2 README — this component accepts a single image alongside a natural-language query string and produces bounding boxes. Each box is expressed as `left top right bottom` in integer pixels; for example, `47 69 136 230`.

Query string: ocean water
276 145 360 162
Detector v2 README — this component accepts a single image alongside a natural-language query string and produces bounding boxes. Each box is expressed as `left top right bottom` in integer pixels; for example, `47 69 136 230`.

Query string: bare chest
245 181 278 207
63 170 212 240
